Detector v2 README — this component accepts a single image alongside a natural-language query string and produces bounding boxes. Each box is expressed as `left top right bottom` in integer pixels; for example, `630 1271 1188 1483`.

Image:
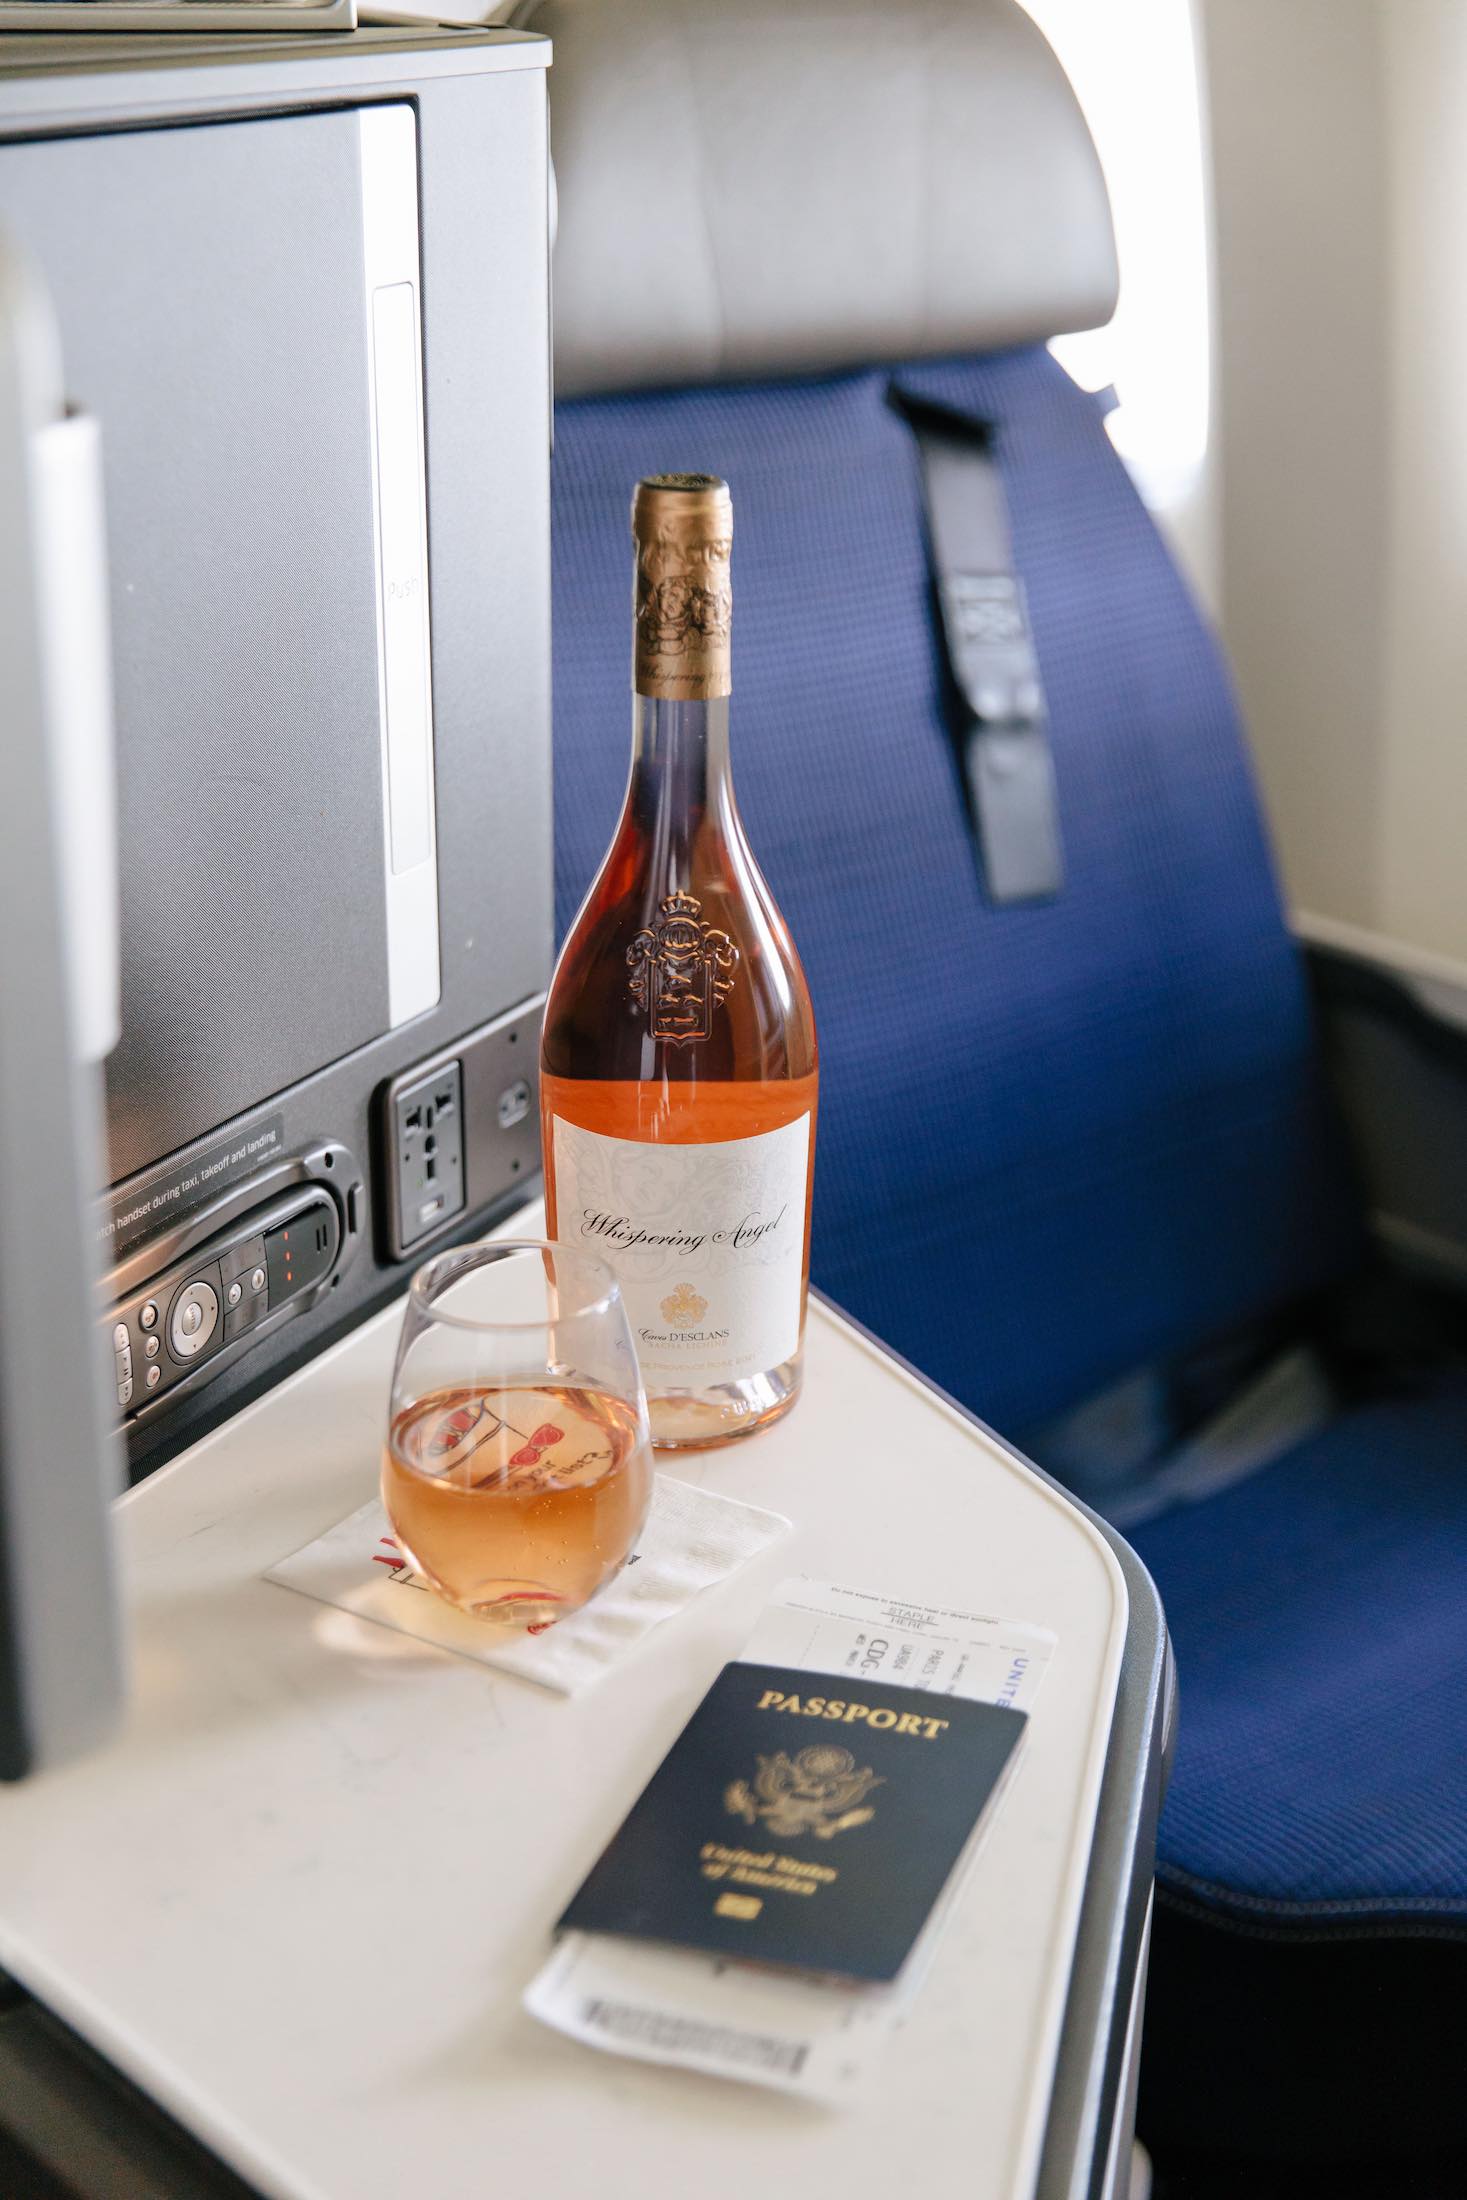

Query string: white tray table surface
0 1206 1126 2200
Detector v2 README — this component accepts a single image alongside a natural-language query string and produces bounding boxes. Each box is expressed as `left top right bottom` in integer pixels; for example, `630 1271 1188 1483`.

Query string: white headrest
523 0 1118 398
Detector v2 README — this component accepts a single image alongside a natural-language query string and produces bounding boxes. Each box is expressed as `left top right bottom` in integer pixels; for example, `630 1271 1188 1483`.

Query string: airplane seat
529 0 1467 2163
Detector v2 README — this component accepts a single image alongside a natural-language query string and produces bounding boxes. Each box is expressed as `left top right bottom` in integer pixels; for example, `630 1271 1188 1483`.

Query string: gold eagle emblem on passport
724 1745 883 1840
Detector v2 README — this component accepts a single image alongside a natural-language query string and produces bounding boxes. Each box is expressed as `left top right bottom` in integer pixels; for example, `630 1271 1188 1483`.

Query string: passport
558 1661 1027 1983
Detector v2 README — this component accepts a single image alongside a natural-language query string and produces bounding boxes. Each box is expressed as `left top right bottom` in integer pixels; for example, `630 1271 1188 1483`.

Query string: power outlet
376 1000 541 1263
390 1059 466 1253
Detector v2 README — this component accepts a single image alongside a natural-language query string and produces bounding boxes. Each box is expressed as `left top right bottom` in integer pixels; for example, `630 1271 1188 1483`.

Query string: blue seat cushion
1131 1376 1467 1925
550 348 1359 1434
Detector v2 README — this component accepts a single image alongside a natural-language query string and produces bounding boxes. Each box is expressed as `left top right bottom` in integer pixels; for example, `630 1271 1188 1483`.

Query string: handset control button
169 1279 220 1361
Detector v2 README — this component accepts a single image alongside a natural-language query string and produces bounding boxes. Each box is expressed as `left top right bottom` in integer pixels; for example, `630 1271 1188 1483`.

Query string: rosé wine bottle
541 474 818 1450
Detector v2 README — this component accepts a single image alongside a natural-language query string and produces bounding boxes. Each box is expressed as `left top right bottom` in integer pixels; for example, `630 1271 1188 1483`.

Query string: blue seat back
550 349 1359 1433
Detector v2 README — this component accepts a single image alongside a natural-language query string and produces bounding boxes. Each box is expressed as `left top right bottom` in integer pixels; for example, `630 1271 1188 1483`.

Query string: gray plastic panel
0 112 392 1182
0 33 553 1475
0 225 124 1779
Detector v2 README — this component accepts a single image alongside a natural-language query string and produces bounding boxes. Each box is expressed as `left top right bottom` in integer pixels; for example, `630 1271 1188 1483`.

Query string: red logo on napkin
509 1423 564 1467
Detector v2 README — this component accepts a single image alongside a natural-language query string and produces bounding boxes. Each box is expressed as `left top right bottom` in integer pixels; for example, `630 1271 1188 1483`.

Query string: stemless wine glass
383 1240 653 1630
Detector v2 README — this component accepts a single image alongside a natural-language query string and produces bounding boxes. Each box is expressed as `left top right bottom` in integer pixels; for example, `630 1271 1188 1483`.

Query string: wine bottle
541 474 818 1450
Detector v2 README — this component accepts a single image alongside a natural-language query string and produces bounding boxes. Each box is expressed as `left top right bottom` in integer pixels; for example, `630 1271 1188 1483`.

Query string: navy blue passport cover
558 1661 1027 1983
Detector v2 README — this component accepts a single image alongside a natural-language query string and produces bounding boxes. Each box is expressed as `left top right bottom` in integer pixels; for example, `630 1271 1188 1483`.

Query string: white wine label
551 1114 811 1387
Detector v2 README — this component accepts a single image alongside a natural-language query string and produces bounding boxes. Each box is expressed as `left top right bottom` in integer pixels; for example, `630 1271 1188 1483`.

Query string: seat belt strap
899 398 1064 904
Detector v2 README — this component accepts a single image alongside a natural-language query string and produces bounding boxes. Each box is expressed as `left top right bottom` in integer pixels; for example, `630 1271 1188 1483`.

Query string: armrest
1300 918 1467 1291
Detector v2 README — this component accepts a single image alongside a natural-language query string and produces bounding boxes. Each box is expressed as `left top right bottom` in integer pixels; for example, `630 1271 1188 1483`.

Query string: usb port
497 1079 531 1131
418 1194 445 1224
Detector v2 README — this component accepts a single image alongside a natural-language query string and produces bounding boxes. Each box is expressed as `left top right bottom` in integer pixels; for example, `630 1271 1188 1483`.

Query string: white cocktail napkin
265 1475 791 1695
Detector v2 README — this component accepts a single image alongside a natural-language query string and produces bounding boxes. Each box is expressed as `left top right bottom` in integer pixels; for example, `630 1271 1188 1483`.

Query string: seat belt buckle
942 571 1063 905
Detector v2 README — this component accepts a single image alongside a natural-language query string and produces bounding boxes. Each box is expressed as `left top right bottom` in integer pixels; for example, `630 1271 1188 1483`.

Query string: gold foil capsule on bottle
631 472 733 702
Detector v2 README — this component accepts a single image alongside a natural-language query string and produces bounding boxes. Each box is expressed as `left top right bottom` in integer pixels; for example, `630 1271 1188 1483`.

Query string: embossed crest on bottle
628 890 739 1043
632 473 733 702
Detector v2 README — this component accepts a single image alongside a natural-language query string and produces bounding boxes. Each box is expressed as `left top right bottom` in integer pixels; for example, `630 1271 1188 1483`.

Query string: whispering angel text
579 1206 788 1256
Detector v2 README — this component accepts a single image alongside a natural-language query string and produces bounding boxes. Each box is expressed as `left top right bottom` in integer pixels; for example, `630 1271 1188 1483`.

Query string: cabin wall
1020 0 1218 611
1202 0 1467 972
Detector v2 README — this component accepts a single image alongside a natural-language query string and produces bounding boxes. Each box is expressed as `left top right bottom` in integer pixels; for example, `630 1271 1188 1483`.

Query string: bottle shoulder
543 816 816 1084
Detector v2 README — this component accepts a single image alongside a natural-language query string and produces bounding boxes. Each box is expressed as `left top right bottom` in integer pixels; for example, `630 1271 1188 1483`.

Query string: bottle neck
625 692 736 867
